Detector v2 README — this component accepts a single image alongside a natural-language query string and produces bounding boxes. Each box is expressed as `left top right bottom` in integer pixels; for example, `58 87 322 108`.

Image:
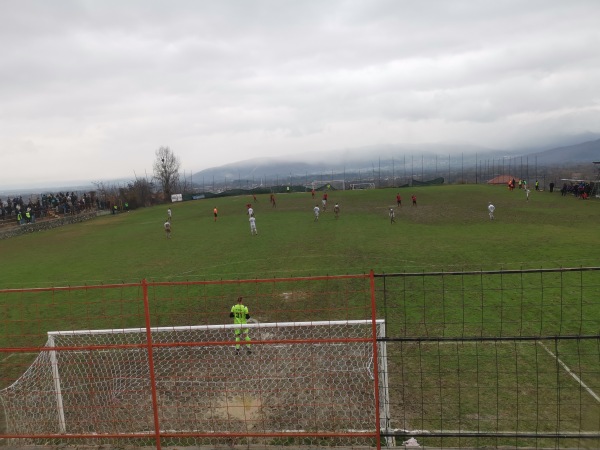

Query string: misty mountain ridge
193 137 600 181
2 135 598 196
531 138 600 165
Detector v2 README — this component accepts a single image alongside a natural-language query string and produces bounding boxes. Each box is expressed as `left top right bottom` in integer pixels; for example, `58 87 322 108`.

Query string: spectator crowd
0 192 97 225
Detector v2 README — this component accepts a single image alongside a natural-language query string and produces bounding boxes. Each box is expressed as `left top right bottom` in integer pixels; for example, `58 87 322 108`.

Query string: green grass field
1 184 598 287
1 184 599 448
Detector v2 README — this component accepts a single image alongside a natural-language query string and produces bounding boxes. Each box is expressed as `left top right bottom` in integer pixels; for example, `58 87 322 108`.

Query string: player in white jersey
488 202 495 220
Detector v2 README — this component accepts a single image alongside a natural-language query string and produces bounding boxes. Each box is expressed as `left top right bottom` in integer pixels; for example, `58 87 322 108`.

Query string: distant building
487 175 517 185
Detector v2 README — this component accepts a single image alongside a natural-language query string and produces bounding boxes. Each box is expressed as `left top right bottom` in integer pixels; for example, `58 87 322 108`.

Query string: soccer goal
350 182 376 190
0 319 390 446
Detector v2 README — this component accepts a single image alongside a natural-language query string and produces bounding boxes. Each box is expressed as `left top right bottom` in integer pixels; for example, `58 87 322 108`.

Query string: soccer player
213 207 218 221
389 208 396 224
249 215 258 235
164 220 171 238
411 195 417 206
230 296 251 354
314 204 320 222
247 205 254 217
167 208 172 221
488 202 495 220
333 203 340 219
396 193 402 207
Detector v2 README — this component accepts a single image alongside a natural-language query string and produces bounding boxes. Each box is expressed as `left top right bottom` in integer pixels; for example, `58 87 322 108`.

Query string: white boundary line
0 353 15 363
0 352 38 363
410 340 600 404
537 340 600 404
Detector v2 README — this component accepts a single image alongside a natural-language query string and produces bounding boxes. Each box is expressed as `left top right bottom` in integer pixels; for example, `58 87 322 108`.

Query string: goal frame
43 319 390 442
350 182 376 190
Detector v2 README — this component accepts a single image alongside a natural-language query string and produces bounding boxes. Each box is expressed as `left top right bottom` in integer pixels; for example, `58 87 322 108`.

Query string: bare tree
153 146 181 201
92 180 121 211
127 177 156 207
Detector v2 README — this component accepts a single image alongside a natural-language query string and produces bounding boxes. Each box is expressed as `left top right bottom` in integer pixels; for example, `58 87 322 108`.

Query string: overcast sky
1 0 599 189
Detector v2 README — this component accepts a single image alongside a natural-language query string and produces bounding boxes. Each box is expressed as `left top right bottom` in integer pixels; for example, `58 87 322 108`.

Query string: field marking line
412 341 600 404
0 352 38 363
0 354 14 363
537 340 600 404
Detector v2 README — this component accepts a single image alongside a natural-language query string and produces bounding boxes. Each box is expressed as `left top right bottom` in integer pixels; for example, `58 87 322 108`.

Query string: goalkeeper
230 296 252 354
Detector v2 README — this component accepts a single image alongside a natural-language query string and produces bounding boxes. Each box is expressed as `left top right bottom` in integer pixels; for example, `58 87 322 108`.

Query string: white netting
0 320 388 445
350 183 376 190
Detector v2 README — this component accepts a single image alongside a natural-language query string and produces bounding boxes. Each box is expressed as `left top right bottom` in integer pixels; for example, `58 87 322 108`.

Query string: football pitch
0 184 599 448
0 184 598 287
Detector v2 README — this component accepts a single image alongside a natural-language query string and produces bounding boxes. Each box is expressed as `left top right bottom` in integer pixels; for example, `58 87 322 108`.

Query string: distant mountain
191 143 500 182
531 139 600 165
4 137 598 197
191 138 600 183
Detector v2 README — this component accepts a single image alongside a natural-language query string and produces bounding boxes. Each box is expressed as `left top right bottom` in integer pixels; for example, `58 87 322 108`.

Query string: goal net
350 183 376 190
0 319 389 446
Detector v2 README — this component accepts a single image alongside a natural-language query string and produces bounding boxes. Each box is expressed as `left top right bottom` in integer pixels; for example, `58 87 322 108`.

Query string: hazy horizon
2 135 598 197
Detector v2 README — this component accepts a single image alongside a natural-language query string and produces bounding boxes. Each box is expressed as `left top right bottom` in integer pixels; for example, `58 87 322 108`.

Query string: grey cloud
0 0 599 188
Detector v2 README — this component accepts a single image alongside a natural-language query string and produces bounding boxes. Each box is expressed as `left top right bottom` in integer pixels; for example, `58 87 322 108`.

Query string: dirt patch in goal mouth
214 393 263 421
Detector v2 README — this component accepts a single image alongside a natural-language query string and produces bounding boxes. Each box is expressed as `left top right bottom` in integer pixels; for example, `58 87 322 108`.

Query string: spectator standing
561 183 568 196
